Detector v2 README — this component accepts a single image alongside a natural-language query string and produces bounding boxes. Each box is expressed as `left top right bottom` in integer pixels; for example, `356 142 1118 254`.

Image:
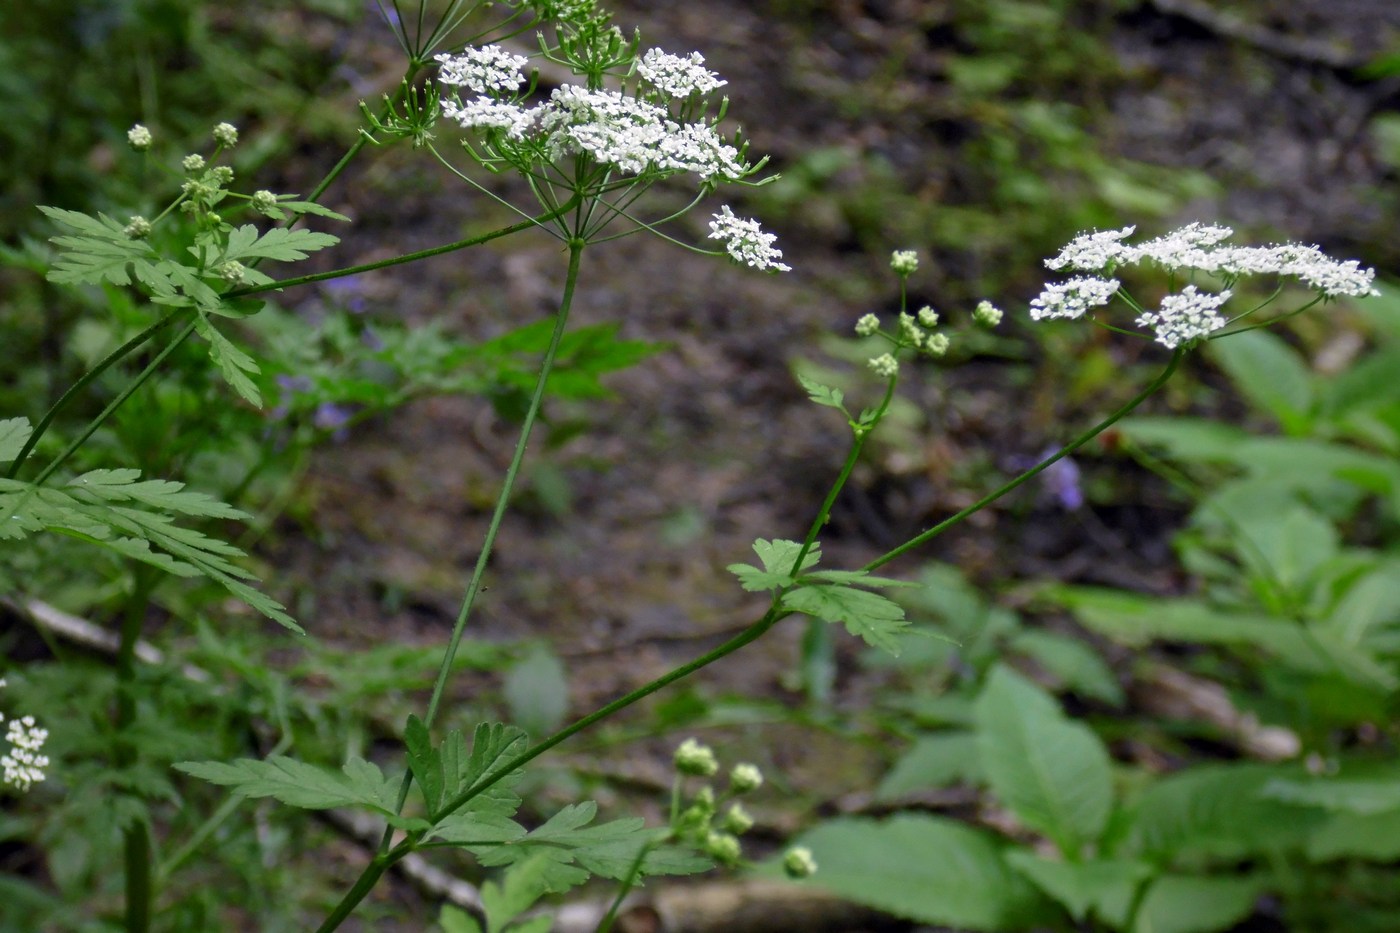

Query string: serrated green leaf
875 731 984 800
788 815 1048 930
783 584 910 654
439 905 484 933
0 417 32 465
1263 777 1400 815
1208 330 1315 434
727 538 820 591
216 225 339 264
278 200 352 222
40 206 159 287
410 720 528 822
1005 853 1150 926
1127 764 1322 859
803 569 918 588
975 666 1113 857
478 853 560 932
796 374 845 411
1009 630 1125 706
0 470 300 631
173 755 423 828
194 313 263 406
471 802 708 892
1132 874 1262 933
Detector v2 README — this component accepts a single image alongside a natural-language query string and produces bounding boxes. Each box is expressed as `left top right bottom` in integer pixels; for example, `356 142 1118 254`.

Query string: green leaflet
1005 853 1151 927
0 460 299 631
194 312 263 407
974 665 1113 857
786 814 1049 931
728 538 916 654
466 801 709 894
0 417 33 464
173 755 427 831
404 719 528 822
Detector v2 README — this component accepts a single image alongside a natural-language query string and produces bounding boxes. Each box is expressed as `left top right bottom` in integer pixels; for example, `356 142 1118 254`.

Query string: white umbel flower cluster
1029 276 1122 321
1 679 48 793
1035 223 1379 348
709 205 791 272
1046 223 1378 299
637 49 727 98
1135 285 1233 349
434 47 529 95
437 46 750 183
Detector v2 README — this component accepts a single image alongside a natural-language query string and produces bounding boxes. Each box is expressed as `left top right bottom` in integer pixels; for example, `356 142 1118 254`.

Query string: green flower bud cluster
670 738 767 868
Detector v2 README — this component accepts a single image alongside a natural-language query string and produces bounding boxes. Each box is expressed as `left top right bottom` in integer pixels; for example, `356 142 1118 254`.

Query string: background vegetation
3 0 1400 929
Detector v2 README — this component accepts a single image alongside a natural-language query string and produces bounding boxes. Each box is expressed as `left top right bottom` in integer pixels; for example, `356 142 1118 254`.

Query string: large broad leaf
1009 630 1124 706
1125 764 1322 860
1132 874 1262 933
789 815 1049 930
975 666 1113 857
1046 585 1396 688
875 731 983 800
1306 808 1400 861
1005 852 1150 927
1207 330 1315 434
1263 776 1400 815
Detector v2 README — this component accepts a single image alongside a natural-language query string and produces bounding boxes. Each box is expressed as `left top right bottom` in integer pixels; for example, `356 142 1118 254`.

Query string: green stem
32 316 199 487
373 239 588 867
228 198 581 299
863 348 1185 572
117 569 158 933
6 310 183 480
427 238 585 731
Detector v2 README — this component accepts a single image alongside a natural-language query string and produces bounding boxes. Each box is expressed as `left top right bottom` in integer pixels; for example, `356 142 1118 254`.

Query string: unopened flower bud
212 165 234 185
123 216 151 239
674 738 718 777
889 250 919 276
868 353 898 378
973 300 1003 327
705 831 742 866
924 332 950 357
217 261 246 285
729 763 763 793
854 313 880 337
212 122 239 147
182 154 206 173
127 124 153 151
916 305 939 328
251 190 278 213
783 846 818 879
722 803 754 834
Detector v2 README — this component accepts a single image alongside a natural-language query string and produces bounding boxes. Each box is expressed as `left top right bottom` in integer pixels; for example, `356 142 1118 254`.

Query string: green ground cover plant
0 1 1391 930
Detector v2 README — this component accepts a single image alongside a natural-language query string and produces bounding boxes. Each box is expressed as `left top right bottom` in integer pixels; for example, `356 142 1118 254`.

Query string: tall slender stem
33 317 199 487
117 568 157 933
863 348 1185 572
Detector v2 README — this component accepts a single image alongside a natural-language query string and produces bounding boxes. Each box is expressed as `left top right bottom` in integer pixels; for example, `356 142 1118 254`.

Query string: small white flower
868 353 899 378
708 206 791 272
1029 276 1121 321
1133 222 1235 271
182 154 206 173
1135 285 1232 348
123 216 151 239
1044 225 1137 272
441 97 535 138
916 305 939 328
435 46 530 95
924 332 950 357
637 49 727 98
1 684 49 794
854 313 880 337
